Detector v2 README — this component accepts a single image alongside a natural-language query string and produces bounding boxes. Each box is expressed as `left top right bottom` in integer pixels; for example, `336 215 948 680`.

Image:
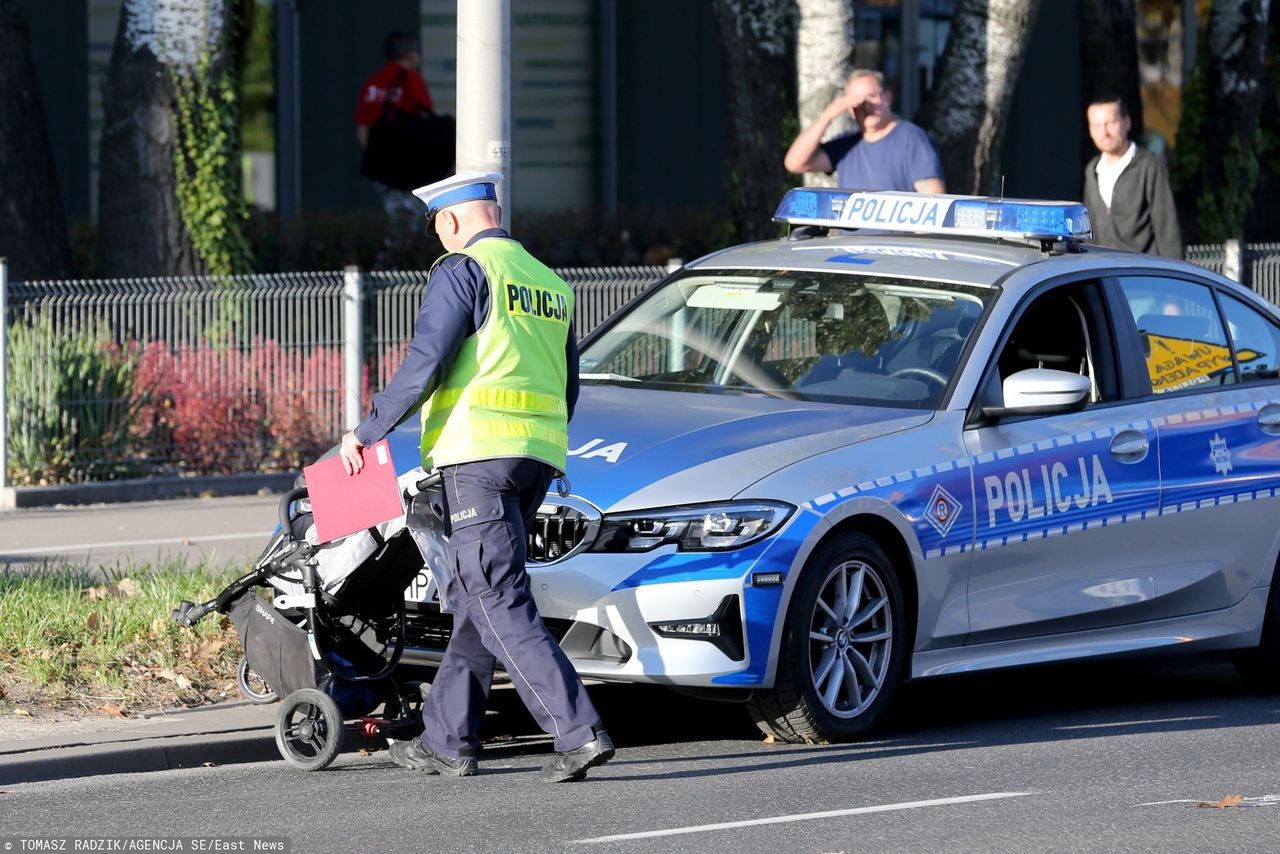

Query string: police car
397 189 1280 744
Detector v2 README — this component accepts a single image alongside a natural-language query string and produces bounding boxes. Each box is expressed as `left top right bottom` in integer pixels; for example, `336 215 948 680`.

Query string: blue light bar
773 189 1092 242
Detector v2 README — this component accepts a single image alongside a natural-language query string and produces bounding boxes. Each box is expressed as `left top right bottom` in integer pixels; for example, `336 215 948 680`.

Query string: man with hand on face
339 172 613 783
1083 95 1183 258
785 69 945 193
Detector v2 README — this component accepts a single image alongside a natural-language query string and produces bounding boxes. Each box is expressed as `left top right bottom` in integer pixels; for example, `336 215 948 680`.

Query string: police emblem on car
377 188 1280 744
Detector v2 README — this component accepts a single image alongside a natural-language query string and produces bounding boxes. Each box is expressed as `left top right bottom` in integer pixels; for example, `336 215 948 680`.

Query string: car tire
1231 577 1280 692
747 530 907 744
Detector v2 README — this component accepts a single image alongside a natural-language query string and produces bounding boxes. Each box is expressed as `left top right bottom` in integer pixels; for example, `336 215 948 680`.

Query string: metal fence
0 264 666 486
1186 242 1280 306
5 242 1280 487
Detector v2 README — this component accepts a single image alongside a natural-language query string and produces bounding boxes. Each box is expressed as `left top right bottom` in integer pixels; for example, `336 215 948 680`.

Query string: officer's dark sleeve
565 322 580 422
353 256 484 446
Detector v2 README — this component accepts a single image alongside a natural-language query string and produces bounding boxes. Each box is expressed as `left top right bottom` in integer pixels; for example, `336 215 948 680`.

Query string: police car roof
686 233 1050 288
685 233 1235 296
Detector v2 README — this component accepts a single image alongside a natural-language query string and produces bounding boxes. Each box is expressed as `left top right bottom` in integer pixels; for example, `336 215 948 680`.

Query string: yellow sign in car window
1145 334 1257 393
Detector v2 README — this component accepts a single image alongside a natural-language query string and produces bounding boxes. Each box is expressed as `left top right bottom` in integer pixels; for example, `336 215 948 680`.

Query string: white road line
571 792 1033 844
1 531 264 557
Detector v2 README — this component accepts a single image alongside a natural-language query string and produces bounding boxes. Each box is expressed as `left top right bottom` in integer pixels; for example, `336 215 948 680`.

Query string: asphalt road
0 494 278 571
3 655 1279 852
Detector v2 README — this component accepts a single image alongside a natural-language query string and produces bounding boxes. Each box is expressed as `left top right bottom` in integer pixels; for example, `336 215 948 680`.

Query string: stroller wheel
275 688 345 771
398 680 431 720
236 658 278 705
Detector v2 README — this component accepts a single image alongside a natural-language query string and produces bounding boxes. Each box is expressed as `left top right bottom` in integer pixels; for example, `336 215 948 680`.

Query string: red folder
303 439 405 543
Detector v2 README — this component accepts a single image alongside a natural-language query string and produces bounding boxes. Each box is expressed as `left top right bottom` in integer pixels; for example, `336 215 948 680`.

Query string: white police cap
412 171 503 214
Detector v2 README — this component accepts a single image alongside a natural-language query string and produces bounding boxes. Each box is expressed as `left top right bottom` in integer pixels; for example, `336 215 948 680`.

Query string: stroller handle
280 486 309 532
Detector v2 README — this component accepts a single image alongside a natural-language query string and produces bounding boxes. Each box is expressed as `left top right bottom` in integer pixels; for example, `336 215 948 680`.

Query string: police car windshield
579 270 991 409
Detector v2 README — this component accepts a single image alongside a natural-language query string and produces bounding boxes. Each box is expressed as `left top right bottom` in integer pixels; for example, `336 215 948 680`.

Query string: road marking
1 531 264 557
571 792 1033 844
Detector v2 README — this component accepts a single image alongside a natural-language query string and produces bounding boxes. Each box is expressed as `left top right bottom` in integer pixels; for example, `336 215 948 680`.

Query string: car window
1220 293 1280 384
1117 277 1235 395
989 281 1116 405
579 270 992 409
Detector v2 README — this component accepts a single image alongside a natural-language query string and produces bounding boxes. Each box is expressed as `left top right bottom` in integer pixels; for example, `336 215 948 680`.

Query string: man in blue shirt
785 69 944 193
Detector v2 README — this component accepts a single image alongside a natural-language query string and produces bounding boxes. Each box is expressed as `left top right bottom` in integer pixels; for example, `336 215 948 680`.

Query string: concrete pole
456 0 512 223
343 265 364 431
1225 239 1244 284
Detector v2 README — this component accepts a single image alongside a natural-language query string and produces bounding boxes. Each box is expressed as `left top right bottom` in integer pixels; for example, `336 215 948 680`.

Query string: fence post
1224 239 1244 284
343 265 364 431
0 257 9 507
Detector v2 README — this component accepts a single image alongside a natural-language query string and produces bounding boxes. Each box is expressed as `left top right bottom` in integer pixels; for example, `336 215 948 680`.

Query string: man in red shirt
356 32 436 263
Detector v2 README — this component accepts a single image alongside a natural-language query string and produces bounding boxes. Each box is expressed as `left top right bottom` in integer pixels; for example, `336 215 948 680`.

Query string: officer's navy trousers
419 457 602 757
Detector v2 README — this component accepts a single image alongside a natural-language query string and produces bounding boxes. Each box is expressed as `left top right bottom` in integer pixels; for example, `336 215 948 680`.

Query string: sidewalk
0 701 280 786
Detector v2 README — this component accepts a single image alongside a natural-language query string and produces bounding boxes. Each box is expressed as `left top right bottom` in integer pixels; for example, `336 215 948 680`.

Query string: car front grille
527 504 595 563
404 605 572 652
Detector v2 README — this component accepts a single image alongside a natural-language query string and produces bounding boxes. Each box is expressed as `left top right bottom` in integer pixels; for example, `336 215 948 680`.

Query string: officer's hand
340 431 365 475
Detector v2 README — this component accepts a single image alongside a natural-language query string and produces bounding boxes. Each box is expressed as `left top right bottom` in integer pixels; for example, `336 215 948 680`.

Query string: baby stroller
172 470 447 771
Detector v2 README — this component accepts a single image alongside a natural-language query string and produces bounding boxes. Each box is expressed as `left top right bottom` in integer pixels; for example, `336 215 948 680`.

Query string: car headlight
590 501 794 552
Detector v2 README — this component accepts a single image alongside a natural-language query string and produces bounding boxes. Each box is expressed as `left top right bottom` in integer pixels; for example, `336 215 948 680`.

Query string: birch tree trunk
98 0 241 277
1078 0 1144 142
915 0 1043 195
0 0 73 281
796 0 854 188
1172 0 1272 243
711 0 797 242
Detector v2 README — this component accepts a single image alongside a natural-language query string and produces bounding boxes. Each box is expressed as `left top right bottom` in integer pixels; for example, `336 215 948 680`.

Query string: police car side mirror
983 369 1091 420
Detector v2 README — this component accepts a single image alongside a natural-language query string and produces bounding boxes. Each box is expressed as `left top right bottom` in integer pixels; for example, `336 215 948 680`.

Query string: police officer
339 171 612 783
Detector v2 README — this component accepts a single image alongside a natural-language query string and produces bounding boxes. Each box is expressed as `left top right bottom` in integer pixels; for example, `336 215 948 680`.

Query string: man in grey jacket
1083 96 1183 258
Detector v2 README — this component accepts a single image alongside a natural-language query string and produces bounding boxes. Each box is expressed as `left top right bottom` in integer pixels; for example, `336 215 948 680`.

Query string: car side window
1117 277 1235 395
1220 294 1280 384
989 281 1117 405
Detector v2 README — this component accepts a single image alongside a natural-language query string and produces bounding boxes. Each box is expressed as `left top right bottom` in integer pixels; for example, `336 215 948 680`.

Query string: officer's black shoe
538 729 615 783
388 738 477 777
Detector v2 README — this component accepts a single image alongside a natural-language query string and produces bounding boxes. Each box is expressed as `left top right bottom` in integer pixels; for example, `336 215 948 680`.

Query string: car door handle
1110 429 1149 463
1259 403 1280 436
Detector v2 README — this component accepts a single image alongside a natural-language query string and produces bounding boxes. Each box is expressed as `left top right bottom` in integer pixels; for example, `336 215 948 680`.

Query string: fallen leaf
358 748 371 757
116 578 141 597
202 762 216 767
155 669 180 682
218 616 232 631
175 675 192 691
99 705 127 718
762 733 777 744
1196 795 1245 809
86 612 100 632
192 640 226 660
0 684 7 701
14 708 32 717
0 789 11 794
151 618 170 636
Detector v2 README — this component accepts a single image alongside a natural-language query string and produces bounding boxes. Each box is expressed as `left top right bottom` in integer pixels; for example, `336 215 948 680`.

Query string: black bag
360 69 455 191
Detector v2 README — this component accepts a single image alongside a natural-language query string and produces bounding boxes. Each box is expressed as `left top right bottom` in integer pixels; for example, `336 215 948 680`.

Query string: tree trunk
0 0 73 281
98 0 242 278
915 0 1043 195
1078 0 1144 142
796 0 854 188
1172 0 1271 243
1246 0 1280 241
711 0 797 242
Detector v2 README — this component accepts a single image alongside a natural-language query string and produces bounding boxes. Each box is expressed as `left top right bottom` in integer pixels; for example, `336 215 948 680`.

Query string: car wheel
1231 577 1280 692
747 531 907 744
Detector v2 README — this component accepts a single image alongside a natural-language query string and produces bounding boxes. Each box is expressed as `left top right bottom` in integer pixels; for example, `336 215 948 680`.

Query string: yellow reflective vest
419 238 574 472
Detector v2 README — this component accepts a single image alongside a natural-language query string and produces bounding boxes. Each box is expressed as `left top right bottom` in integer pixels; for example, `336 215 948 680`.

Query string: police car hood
567 385 931 512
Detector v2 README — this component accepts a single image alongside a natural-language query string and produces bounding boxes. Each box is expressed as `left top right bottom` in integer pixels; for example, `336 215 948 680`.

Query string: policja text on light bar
773 189 1093 243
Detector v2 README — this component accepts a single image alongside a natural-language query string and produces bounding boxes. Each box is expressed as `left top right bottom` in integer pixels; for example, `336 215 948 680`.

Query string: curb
0 730 280 786
0 472 298 509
